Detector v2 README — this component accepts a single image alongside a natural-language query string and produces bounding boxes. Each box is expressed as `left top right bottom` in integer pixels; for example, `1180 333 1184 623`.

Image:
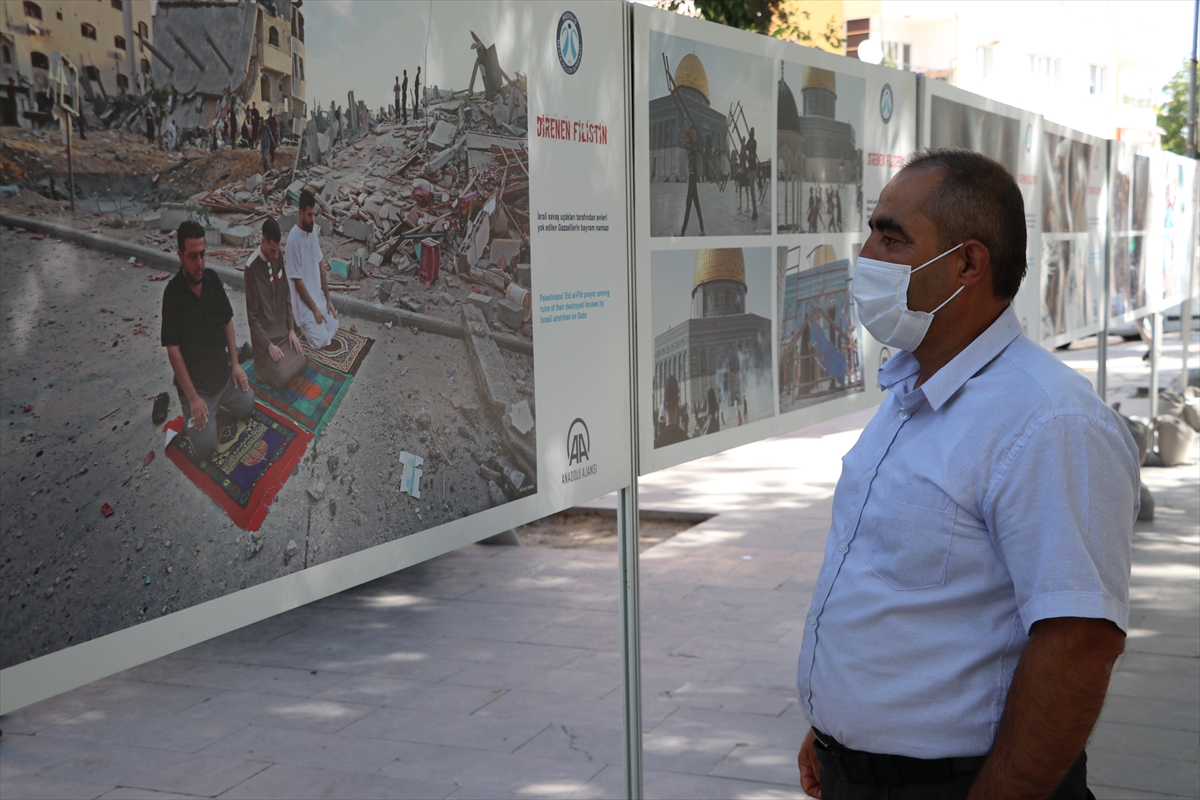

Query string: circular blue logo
1025 123 1033 152
557 12 582 75
879 84 893 124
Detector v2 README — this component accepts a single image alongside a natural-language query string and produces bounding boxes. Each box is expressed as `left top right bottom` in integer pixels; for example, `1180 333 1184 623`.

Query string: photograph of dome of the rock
776 63 865 234
777 245 863 413
648 33 773 237
650 248 775 448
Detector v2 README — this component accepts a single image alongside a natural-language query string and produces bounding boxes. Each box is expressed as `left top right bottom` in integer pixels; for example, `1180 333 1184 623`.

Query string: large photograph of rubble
1039 130 1099 340
648 32 773 237
0 1 538 670
650 247 774 448
776 63 864 235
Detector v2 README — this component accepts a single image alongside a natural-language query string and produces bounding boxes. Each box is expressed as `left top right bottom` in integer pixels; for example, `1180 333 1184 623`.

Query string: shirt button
808 615 818 627
837 542 848 553
865 468 875 479
899 411 910 420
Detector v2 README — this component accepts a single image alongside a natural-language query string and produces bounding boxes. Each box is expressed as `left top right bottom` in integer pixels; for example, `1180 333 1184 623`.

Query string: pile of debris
159 43 532 341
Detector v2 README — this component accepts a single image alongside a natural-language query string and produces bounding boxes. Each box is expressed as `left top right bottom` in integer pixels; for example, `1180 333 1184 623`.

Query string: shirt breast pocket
868 486 958 591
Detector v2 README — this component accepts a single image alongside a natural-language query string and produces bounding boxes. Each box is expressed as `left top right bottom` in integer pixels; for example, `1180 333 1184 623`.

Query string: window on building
297 12 304 43
85 65 100 81
1088 64 1106 96
846 18 870 59
111 0 123 9
55 10 61 19
884 41 911 71
2 45 11 65
261 74 270 101
1029 54 1059 86
269 26 280 47
140 58 150 74
116 73 128 91
299 56 304 82
114 35 126 50
23 2 42 20
31 51 49 70
977 45 994 78
137 21 148 39
81 23 97 40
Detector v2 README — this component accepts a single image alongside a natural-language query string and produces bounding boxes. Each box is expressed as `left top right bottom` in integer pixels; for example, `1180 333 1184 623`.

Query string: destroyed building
0 0 154 127
149 0 306 134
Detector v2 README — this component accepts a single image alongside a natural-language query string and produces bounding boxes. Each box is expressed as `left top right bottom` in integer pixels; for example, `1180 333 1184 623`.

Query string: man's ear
958 240 991 288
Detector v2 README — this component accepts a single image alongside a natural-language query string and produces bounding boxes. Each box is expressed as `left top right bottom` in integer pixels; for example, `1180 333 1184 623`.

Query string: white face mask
851 243 965 352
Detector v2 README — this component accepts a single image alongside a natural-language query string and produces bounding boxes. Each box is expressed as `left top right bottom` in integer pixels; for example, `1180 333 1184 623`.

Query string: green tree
1157 63 1195 157
771 8 845 51
658 0 782 36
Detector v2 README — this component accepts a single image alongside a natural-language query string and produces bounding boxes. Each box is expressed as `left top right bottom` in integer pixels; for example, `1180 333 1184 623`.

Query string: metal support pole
1180 299 1192 393
1149 312 1162 419
1098 140 1112 401
617 486 643 800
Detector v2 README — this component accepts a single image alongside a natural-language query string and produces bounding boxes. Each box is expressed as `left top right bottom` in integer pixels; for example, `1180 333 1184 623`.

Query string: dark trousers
681 174 704 236
178 373 255 463
818 750 1093 800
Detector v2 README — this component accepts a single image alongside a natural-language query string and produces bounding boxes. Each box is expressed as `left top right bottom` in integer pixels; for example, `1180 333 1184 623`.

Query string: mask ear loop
911 241 966 274
930 284 965 314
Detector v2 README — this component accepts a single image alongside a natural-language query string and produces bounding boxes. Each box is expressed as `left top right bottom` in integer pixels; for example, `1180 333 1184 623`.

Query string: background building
772 0 1193 145
1 0 153 126
149 0 306 134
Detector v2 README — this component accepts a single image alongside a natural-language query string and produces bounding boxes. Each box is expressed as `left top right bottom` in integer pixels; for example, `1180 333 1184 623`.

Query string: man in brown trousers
244 218 305 389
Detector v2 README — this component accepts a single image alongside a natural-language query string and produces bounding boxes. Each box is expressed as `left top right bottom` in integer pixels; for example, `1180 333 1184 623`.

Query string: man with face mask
161 220 254 462
287 190 339 349
796 149 1139 800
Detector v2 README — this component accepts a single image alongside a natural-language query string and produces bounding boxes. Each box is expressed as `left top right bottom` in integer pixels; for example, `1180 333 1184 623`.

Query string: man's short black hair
262 217 281 243
664 374 680 410
177 219 205 251
903 148 1028 303
298 189 317 211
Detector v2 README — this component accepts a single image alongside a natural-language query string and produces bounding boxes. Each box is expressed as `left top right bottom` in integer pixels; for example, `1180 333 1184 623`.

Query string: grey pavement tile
1091 786 1192 799
0 774 113 799
1127 613 1200 640
0 698 96 736
171 690 379 735
219 614 309 643
1100 693 1200 733
338 706 549 753
661 681 794 716
456 585 616 612
0 733 101 780
161 662 353 697
643 767 808 799
376 741 606 794
216 763 454 800
313 674 501 714
41 743 268 797
1085 749 1200 797
669 635 796 665
196 723 414 773
34 712 249 755
97 790 212 799
648 705 810 751
1089 721 1200 763
112 657 209 685
1123 633 1200 658
1107 670 1200 705
444 786 520 799
522 623 620 651
514 722 737 777
447 662 619 698
709 743 804 786
469 689 623 729
1115 651 1200 678
419 637 588 669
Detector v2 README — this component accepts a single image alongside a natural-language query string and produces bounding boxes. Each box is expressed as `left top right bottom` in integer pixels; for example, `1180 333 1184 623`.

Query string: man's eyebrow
868 216 908 238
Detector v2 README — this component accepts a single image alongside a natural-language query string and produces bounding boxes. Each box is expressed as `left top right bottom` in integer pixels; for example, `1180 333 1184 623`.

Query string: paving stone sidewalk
1 335 1196 799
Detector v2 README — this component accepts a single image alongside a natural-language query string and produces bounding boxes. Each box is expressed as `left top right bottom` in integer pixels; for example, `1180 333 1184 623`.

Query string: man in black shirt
680 122 705 237
161 220 254 461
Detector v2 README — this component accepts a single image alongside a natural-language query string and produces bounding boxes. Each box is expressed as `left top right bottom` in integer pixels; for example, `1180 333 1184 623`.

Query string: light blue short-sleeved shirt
796 305 1140 759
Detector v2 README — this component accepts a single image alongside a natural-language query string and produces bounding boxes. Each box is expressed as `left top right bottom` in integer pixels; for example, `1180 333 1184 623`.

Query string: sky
651 247 773 334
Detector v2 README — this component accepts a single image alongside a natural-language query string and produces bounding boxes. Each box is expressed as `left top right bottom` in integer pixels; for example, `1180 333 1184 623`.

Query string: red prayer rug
162 403 311 531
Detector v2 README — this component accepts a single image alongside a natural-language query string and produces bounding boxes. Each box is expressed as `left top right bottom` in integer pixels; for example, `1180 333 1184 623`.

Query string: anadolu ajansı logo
567 418 590 465
556 11 582 75
879 84 894 124
563 417 598 485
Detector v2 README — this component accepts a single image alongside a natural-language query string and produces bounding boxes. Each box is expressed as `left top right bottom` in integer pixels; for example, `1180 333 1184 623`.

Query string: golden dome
675 53 709 104
808 244 838 267
694 248 746 289
802 66 837 98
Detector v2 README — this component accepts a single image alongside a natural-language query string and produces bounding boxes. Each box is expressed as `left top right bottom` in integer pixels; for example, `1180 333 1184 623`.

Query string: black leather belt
812 729 988 786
